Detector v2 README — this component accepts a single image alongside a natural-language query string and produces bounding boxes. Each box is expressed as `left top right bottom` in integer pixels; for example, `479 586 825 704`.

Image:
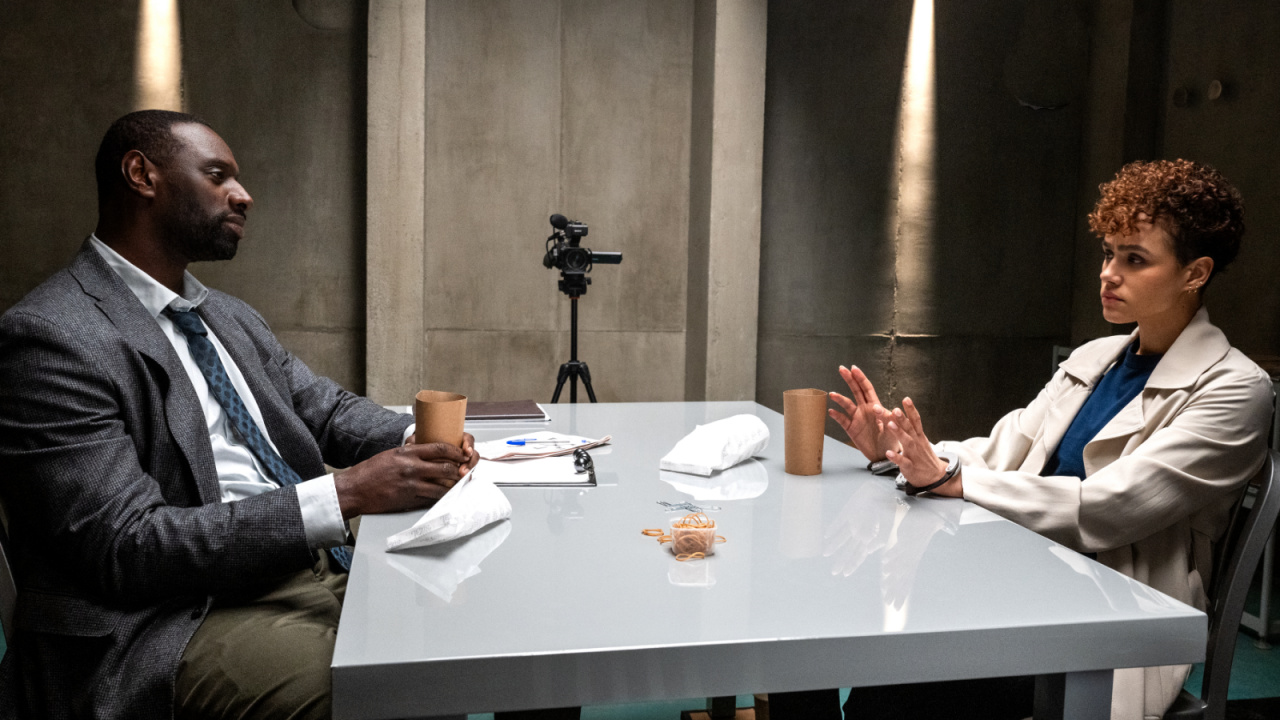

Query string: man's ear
121 150 158 199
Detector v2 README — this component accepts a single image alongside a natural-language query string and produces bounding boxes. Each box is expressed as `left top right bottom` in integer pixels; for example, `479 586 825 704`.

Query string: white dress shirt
90 235 348 548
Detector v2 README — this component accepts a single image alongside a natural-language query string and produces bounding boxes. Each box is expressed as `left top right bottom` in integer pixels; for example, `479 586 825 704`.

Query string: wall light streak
135 0 183 111
889 0 936 331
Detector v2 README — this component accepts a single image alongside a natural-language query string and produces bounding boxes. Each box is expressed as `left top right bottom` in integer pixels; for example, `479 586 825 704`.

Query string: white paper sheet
475 456 593 486
474 431 610 461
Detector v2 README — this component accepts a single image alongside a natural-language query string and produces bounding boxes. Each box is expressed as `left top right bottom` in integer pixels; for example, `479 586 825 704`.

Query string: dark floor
1223 697 1280 720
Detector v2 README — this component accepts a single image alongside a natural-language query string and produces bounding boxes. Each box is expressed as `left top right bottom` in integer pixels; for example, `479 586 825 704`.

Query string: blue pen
506 438 586 446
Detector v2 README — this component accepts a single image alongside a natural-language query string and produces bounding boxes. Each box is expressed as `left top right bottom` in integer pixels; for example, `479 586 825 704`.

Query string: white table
332 402 1205 719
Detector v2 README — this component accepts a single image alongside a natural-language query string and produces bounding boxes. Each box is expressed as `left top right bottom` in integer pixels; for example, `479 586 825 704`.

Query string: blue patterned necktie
165 307 352 571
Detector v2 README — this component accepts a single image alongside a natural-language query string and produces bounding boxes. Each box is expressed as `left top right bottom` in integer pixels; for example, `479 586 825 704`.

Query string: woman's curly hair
1089 159 1245 285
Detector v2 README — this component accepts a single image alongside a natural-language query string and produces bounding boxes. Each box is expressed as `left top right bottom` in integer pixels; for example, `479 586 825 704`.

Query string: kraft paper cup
414 390 468 447
784 388 827 475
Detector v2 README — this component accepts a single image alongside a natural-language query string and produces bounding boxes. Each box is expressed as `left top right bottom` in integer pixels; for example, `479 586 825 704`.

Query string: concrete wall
0 1 136 314
758 0 1087 442
0 0 368 392
7 0 1280 437
1158 0 1280 357
425 0 693 406
1065 0 1280 357
367 0 696 406
684 0 767 403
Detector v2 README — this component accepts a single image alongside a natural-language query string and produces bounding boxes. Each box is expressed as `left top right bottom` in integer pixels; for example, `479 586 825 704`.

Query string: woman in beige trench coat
824 160 1274 720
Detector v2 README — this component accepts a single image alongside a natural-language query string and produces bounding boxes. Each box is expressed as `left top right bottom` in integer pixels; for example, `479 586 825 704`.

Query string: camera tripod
543 213 620 403
551 296 598 403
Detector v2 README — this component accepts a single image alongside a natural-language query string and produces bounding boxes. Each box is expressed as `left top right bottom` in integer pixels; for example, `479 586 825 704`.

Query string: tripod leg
579 363 598 403
551 363 571 403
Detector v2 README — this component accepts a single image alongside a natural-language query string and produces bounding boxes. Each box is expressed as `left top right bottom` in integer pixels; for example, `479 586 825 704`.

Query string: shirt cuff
297 474 348 549
401 421 415 445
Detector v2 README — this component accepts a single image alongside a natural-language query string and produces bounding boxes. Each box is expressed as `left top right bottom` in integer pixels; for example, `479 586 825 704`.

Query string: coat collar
1057 307 1228 391
1049 307 1230 460
67 240 222 504
86 234 210 318
68 239 180 369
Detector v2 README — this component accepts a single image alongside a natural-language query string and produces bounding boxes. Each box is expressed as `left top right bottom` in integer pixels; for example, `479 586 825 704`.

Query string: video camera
542 213 622 297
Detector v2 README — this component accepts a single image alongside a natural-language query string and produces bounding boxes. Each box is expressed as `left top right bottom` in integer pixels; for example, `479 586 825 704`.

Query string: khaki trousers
174 551 580 720
175 552 346 720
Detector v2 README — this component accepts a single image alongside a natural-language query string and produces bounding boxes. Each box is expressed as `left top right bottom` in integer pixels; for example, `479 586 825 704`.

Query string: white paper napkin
659 414 770 477
386 470 512 551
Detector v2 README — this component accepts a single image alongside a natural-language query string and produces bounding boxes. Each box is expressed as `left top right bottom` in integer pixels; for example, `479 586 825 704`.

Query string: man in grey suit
0 110 478 720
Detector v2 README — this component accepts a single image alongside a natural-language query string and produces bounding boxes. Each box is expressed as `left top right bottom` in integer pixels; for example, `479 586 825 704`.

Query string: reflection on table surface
385 519 512 603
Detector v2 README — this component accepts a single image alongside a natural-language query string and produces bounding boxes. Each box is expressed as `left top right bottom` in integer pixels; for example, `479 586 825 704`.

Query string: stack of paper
477 456 594 487
472 431 611 487
475 431 611 461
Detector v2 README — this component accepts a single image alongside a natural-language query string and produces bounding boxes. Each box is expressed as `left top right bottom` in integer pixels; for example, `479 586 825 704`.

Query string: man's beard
163 193 240 262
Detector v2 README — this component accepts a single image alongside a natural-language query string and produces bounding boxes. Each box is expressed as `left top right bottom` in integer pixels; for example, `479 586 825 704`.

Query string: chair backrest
0 517 14 645
1197 449 1280 720
1051 344 1074 377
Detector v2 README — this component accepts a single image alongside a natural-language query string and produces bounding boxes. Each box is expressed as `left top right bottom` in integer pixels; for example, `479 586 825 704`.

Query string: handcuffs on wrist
868 453 960 496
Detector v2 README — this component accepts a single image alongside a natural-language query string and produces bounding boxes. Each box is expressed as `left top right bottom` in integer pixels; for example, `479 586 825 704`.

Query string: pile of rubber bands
642 512 726 561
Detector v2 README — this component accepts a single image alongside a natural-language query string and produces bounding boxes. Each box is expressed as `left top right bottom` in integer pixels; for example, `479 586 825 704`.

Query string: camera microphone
549 213 568 230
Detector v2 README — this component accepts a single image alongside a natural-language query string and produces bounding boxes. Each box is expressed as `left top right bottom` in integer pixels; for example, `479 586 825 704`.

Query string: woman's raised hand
829 365 898 462
882 397 962 497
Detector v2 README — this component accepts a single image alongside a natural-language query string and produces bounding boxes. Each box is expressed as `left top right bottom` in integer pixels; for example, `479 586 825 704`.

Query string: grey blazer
0 243 413 720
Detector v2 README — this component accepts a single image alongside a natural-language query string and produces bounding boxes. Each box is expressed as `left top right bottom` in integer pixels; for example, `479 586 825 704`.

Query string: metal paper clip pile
657 500 721 513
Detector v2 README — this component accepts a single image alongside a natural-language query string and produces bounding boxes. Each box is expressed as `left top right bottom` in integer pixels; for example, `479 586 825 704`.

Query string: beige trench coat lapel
1034 308 1231 478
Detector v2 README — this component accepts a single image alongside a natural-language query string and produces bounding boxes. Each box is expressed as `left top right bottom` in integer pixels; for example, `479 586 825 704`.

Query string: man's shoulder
1 267 97 334
2 241 118 328
204 287 254 314
203 288 272 334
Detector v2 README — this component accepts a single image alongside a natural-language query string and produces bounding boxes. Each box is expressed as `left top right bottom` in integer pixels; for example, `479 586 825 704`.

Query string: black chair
1165 449 1280 720
0 506 14 645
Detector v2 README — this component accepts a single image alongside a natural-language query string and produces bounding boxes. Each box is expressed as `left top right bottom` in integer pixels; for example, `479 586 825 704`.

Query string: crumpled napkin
386 470 512 551
659 414 770 477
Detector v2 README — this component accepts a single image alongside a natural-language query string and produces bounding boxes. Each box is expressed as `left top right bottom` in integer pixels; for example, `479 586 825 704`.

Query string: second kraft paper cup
414 390 468 447
784 388 827 475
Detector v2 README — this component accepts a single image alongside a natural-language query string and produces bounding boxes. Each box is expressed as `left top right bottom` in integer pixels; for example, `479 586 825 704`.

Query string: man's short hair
95 109 211 205
1089 159 1245 285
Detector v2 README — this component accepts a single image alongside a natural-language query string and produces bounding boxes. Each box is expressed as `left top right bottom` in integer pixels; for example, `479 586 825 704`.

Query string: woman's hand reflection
823 484 892 577
823 483 962 614
880 500 958 610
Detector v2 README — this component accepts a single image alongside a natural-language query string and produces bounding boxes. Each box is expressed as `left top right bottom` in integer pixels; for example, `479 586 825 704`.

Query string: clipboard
477 455 597 487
